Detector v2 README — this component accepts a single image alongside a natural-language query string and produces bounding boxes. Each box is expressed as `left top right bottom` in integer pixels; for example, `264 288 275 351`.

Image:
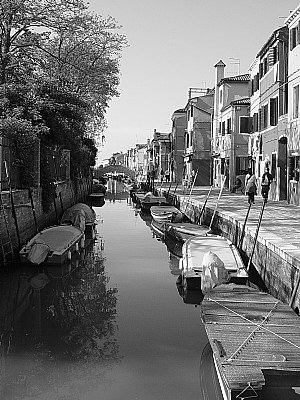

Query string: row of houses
110 4 300 206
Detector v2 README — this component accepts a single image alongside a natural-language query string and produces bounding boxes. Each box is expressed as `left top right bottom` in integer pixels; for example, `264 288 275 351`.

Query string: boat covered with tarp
60 203 96 238
19 225 84 265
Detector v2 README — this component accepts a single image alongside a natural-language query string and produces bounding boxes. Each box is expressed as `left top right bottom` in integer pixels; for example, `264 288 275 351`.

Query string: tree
0 0 127 187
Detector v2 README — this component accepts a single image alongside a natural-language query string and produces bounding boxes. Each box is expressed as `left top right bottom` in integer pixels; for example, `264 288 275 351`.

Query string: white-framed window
293 85 299 119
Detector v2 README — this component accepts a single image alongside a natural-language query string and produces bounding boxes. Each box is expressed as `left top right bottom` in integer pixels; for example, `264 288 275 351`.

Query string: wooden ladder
0 193 14 265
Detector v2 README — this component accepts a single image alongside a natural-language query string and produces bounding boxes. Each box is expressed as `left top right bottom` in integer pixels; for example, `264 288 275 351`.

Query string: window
240 116 251 133
236 157 249 175
190 105 194 118
263 104 268 129
220 89 223 104
293 85 299 119
227 118 231 134
289 156 300 181
290 26 298 51
219 122 222 134
263 57 268 75
253 113 258 132
222 121 225 135
271 153 277 179
270 98 278 126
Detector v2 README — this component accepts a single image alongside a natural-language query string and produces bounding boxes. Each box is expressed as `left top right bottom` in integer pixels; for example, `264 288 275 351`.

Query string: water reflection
0 240 119 398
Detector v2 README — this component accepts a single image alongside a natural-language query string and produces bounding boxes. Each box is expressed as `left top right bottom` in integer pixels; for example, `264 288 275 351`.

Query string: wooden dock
201 284 300 399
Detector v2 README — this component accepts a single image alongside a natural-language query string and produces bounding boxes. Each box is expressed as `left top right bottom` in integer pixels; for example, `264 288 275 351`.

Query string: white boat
201 284 300 399
19 225 85 265
60 203 97 238
165 222 209 243
150 205 183 223
180 235 248 290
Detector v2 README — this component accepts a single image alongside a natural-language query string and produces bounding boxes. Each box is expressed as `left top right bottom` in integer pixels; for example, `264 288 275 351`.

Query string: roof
231 98 250 106
173 108 186 114
218 74 250 86
256 26 288 58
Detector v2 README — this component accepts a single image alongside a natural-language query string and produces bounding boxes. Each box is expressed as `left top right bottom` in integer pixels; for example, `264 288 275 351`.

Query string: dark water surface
0 193 208 400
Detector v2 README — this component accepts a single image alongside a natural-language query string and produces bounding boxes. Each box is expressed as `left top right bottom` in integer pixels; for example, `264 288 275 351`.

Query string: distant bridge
94 165 136 180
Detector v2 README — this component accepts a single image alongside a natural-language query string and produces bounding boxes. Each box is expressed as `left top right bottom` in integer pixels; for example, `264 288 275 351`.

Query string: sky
87 0 300 165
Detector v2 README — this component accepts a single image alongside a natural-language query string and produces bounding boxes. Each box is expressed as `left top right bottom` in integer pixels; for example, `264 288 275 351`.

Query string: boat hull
20 225 84 265
180 236 248 289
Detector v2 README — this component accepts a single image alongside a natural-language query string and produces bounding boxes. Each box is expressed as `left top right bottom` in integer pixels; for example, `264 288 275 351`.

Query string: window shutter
268 47 275 66
298 21 300 44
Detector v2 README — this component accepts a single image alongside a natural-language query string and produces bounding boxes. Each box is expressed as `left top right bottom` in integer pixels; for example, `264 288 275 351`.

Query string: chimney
214 59 226 87
213 60 226 140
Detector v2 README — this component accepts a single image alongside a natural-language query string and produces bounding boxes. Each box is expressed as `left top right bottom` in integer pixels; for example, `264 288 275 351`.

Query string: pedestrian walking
261 167 273 200
245 172 257 205
165 170 170 182
160 169 164 183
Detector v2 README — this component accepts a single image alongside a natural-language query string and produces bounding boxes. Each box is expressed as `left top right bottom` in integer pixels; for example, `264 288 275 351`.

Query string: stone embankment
160 184 300 314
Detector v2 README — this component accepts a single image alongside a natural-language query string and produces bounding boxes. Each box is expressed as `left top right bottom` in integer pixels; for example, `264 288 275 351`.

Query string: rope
227 301 278 361
208 298 300 353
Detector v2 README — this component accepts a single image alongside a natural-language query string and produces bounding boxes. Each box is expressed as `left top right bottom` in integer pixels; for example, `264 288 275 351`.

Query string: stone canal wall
0 178 91 254
164 189 300 314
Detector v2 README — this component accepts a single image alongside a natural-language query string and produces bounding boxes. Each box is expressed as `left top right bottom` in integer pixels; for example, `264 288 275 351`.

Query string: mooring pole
246 198 267 272
238 202 252 251
197 185 213 225
208 176 226 232
28 187 38 234
183 169 199 215
4 161 21 248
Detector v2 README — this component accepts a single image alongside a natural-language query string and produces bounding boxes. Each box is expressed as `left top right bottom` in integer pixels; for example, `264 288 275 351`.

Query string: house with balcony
212 60 251 189
170 108 186 183
183 88 214 186
249 26 289 201
285 5 300 206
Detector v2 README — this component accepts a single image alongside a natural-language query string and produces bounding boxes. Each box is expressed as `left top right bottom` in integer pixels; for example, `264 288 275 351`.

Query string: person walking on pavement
261 167 273 200
245 171 257 205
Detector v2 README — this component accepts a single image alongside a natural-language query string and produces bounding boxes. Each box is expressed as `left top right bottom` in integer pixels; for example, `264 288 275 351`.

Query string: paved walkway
158 183 300 270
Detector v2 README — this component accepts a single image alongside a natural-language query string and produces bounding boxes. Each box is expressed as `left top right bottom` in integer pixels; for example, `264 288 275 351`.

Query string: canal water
0 182 209 400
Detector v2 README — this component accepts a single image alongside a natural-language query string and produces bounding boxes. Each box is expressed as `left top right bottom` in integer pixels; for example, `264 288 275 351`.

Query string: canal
0 183 209 400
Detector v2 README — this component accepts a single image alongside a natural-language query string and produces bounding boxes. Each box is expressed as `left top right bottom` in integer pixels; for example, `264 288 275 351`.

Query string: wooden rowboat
201 284 300 399
165 222 209 243
150 205 183 223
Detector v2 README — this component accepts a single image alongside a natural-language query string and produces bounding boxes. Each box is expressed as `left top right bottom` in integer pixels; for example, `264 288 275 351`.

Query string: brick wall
0 178 91 255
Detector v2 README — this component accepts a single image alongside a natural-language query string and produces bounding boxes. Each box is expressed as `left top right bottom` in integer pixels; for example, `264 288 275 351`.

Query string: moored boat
19 225 84 265
140 193 168 212
165 222 209 243
150 205 183 223
201 284 300 399
180 235 248 290
60 202 97 238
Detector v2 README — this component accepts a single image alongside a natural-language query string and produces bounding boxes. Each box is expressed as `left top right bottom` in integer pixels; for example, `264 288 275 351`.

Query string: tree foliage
0 0 127 186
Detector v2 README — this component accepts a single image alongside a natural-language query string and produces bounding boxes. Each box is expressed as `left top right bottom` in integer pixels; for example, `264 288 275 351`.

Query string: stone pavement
161 183 300 264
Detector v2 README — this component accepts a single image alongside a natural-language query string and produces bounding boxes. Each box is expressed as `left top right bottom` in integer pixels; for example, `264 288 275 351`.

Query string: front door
278 137 287 200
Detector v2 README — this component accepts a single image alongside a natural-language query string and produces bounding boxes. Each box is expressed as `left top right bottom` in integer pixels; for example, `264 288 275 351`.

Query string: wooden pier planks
201 284 300 392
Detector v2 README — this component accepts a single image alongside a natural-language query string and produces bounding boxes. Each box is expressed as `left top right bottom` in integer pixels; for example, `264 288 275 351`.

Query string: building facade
285 5 300 205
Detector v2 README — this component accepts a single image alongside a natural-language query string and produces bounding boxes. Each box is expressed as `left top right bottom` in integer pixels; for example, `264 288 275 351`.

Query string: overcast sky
87 0 299 165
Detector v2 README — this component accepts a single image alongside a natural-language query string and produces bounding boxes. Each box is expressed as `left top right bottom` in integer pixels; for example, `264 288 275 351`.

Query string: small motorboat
180 236 248 290
60 203 96 238
19 225 85 265
150 205 183 223
165 222 209 243
140 192 168 212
